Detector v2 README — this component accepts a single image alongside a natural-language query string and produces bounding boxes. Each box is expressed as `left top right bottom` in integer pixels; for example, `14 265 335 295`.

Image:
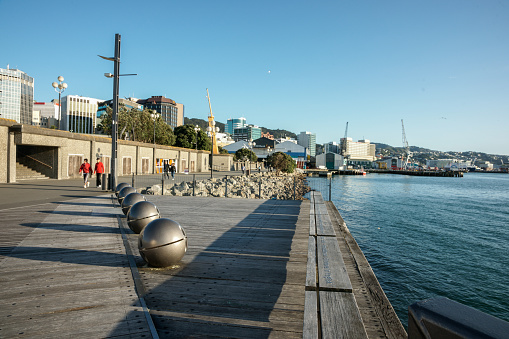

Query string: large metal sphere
115 182 130 197
121 192 146 215
127 201 160 234
138 218 187 267
118 186 136 205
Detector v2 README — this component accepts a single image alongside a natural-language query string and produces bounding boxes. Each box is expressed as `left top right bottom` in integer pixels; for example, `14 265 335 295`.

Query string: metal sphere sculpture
138 218 187 267
115 182 130 197
127 201 160 234
121 192 146 215
118 186 136 205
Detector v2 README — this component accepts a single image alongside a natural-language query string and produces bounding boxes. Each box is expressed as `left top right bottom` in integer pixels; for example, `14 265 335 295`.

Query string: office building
233 125 261 141
137 96 184 129
225 117 246 135
324 141 341 154
340 138 376 161
97 98 144 118
297 131 316 157
61 95 102 134
33 101 59 128
0 67 34 124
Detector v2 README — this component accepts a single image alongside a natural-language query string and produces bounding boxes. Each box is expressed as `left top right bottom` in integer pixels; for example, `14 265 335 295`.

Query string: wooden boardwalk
123 196 309 338
1 189 405 338
0 196 154 338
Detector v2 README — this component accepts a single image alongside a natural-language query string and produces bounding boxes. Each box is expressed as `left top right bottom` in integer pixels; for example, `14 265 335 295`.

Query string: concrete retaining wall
0 119 233 183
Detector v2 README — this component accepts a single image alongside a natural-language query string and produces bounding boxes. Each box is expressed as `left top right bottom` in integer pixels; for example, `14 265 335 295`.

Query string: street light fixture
248 139 256 171
194 125 200 150
151 112 160 145
51 76 67 129
207 124 219 178
98 34 137 191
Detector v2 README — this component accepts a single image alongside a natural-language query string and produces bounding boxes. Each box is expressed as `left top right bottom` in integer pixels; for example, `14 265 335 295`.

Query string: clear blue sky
2 0 508 155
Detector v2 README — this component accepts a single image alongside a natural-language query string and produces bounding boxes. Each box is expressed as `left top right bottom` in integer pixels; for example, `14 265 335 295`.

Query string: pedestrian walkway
0 195 154 338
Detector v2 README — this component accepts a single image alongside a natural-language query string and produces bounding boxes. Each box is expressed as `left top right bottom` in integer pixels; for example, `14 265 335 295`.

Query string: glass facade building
225 117 246 135
233 125 261 141
0 67 34 124
298 131 317 157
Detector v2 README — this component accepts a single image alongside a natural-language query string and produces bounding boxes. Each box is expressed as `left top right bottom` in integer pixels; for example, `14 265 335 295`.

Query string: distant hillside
184 117 225 133
260 128 296 139
372 141 508 165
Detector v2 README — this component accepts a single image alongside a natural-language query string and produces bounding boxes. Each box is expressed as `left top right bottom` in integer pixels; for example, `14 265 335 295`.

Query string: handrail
19 153 53 169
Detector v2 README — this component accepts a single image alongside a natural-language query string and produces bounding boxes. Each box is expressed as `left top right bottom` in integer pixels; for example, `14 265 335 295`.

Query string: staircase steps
16 162 49 180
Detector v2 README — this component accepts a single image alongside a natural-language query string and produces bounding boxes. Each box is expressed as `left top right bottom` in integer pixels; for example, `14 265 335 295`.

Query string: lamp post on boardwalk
51 76 67 130
207 124 219 178
194 125 200 150
248 139 256 171
98 33 137 191
151 112 160 145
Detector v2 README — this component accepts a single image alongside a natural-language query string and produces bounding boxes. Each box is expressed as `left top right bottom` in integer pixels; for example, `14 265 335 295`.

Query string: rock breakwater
143 172 311 200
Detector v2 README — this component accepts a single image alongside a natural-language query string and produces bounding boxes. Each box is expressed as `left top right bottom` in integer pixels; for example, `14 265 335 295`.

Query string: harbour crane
341 122 349 156
401 119 412 170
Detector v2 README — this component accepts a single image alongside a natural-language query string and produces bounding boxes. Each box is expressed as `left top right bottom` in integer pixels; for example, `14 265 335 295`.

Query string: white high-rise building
297 131 316 157
61 95 102 134
340 138 376 161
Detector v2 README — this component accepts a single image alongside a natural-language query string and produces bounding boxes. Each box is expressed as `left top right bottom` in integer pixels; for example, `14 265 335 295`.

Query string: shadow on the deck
0 246 129 267
20 222 120 234
114 198 303 338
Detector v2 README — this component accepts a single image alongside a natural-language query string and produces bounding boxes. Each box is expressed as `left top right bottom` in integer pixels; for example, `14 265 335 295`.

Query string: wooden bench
304 191 367 338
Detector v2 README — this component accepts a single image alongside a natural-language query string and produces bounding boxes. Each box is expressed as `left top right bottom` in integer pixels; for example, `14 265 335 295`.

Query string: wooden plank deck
0 196 154 338
120 196 310 338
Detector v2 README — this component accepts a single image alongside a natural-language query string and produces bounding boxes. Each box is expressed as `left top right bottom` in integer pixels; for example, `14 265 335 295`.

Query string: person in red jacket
79 159 92 188
94 157 105 188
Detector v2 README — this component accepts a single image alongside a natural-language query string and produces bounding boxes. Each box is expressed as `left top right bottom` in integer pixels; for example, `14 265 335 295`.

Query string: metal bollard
138 218 187 267
225 175 228 197
161 173 165 196
132 173 135 188
102 173 108 191
259 177 262 199
293 176 296 200
193 174 196 196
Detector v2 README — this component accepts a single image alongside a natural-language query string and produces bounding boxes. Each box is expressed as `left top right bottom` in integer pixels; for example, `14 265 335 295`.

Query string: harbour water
306 172 509 327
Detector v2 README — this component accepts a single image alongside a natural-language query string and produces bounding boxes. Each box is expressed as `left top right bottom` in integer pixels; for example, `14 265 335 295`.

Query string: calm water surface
307 172 509 327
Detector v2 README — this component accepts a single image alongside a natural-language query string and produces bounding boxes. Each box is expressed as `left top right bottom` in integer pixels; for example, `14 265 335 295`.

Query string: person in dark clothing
94 157 105 188
163 160 170 180
170 162 176 180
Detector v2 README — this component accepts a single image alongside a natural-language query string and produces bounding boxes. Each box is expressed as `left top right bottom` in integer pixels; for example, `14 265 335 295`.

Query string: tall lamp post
207 124 219 178
194 125 200 150
151 112 160 145
98 33 137 191
248 139 256 171
51 76 67 130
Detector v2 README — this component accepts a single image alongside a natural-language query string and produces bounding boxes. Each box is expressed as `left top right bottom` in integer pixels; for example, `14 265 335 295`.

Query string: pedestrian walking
163 160 170 180
79 159 92 188
170 162 176 180
241 165 245 175
94 157 105 188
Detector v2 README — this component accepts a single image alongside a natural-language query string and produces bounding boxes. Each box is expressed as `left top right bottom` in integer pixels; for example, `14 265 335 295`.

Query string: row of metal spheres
116 183 187 267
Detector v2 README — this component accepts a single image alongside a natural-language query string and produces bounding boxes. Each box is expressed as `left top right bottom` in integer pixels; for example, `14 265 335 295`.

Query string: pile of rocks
143 172 311 200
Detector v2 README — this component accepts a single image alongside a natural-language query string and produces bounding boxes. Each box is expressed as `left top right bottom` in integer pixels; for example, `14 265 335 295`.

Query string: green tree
267 152 296 173
96 106 175 146
218 146 229 154
234 148 257 162
174 124 211 150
